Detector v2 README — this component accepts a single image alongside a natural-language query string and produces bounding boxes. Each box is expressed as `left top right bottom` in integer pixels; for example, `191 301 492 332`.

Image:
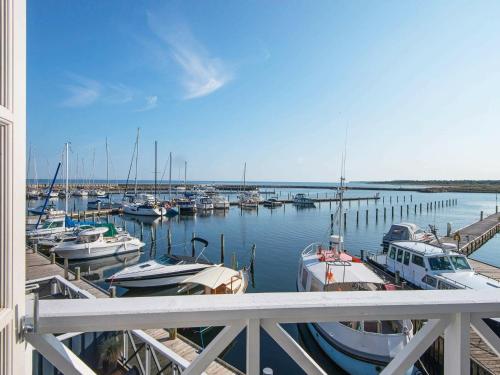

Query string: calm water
27 188 500 374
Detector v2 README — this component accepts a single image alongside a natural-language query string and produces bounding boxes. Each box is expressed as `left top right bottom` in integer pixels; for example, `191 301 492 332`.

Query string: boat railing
25 289 500 375
301 242 323 256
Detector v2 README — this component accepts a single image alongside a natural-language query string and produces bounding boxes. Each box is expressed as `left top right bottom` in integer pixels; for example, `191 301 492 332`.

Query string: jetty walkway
26 249 240 375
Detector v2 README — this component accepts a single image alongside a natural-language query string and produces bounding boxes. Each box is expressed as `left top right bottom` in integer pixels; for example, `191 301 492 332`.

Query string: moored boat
263 197 283 208
195 195 214 210
293 193 315 206
53 224 144 260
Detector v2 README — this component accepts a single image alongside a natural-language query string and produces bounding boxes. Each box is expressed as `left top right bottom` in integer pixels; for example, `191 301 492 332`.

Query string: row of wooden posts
334 198 459 226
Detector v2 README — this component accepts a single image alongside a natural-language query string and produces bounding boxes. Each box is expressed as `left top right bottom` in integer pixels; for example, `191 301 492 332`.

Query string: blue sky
28 1 500 182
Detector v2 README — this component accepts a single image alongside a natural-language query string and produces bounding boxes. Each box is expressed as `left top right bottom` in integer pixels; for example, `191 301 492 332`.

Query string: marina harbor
3 2 500 375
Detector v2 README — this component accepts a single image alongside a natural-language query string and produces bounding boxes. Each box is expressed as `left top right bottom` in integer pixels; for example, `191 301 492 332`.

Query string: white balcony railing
25 289 500 375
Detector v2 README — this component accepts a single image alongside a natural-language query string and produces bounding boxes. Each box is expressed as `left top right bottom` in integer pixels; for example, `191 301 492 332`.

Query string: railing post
145 345 151 375
122 331 129 363
444 313 470 375
247 319 260 375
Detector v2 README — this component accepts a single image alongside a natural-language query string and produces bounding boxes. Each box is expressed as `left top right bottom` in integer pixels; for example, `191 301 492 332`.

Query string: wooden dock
26 249 240 375
469 259 500 282
436 212 500 255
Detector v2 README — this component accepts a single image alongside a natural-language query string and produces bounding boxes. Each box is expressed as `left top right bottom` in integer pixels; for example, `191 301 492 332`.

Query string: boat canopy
79 227 109 236
180 266 239 289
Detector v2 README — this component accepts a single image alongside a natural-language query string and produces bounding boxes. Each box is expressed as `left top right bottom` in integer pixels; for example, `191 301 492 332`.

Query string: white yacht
195 195 214 210
89 189 106 197
176 197 197 213
26 216 70 239
382 223 433 251
293 193 315 206
369 241 500 291
72 189 88 197
212 195 230 209
298 239 413 375
53 224 144 260
27 189 40 199
41 189 59 199
122 201 167 216
106 238 214 288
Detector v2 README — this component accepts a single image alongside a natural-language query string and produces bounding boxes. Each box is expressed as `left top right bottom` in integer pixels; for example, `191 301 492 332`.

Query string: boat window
437 281 460 290
412 254 425 268
428 256 453 271
396 249 403 263
158 256 180 265
301 268 309 290
449 256 471 270
389 247 396 260
403 252 410 266
422 275 437 287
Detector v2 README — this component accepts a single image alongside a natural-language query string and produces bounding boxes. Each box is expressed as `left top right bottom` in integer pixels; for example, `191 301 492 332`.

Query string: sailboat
238 162 259 209
27 145 41 199
123 140 166 216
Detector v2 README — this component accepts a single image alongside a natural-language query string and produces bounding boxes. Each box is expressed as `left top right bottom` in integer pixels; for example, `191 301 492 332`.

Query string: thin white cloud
104 83 135 104
60 74 101 107
135 95 158 112
147 13 232 100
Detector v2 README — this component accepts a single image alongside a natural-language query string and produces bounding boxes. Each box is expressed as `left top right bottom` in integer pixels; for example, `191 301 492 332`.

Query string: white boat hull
123 204 167 216
54 239 144 260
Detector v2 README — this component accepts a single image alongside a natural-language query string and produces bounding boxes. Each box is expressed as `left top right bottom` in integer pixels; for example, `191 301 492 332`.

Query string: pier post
403 196 405 203
391 206 394 219
390 196 392 204
64 258 69 280
414 204 416 214
396 196 399 203
92 212 96 222
109 286 117 298
383 196 385 204
33 243 37 254
74 267 80 281
497 205 498 214
360 250 365 261
331 214 334 234
384 207 387 221
167 229 172 254
356 211 359 225
480 211 484 221
400 206 403 217
407 205 409 216
192 232 196 257
366 210 368 224
220 234 225 263
77 210 80 220
376 208 378 221
447 223 452 237
410 194 413 202
343 212 347 227
420 203 422 213
50 253 56 264
140 222 144 240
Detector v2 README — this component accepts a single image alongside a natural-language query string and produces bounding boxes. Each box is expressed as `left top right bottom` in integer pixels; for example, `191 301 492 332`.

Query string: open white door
0 0 26 373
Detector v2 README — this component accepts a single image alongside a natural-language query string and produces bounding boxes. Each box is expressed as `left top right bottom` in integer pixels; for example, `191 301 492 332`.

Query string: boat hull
54 240 144 260
306 323 413 375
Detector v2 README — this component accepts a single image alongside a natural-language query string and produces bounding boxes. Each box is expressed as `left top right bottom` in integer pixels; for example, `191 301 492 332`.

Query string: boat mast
184 161 187 190
154 140 158 203
243 162 246 189
65 142 69 213
169 152 172 200
105 137 109 191
27 143 32 190
134 128 140 197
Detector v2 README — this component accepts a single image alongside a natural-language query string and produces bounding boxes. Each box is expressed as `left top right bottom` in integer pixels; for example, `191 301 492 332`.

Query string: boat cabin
382 223 432 251
385 241 477 290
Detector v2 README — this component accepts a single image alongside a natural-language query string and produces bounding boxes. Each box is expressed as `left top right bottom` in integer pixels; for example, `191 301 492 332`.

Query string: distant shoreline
362 180 500 194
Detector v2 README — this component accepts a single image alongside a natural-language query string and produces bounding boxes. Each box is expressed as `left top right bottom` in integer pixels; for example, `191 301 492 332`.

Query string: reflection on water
31 188 500 374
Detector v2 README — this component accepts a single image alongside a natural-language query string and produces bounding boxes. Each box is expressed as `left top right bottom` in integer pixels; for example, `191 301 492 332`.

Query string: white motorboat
41 189 59 199
293 193 315 206
298 240 413 375
178 265 248 295
89 189 107 197
195 195 214 210
72 189 88 197
53 224 144 260
27 189 40 199
122 202 166 216
212 195 230 209
26 216 71 239
177 197 197 213
106 237 214 288
381 223 433 251
263 197 283 208
368 241 500 291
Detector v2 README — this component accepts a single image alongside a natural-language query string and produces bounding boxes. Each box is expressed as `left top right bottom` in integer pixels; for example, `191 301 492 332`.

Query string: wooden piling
64 258 69 280
167 229 172 254
192 232 196 257
74 267 80 281
356 211 359 224
220 234 225 263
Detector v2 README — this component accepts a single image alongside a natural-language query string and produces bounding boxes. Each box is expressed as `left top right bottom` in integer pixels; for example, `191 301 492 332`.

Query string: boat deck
26 249 240 375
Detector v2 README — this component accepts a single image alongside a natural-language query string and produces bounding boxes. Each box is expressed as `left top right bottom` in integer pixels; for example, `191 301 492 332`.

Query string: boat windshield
428 256 453 271
449 256 471 270
158 255 180 265
42 221 63 229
